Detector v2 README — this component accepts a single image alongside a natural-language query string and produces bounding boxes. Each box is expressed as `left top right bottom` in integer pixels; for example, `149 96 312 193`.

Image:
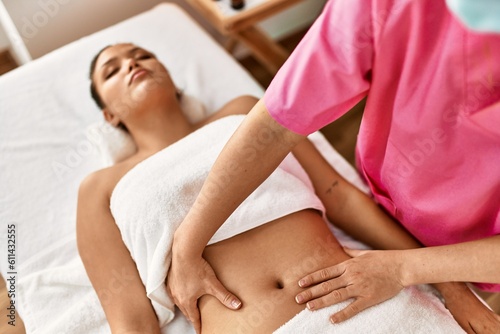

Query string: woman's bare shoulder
195 95 259 129
216 95 259 117
78 158 141 200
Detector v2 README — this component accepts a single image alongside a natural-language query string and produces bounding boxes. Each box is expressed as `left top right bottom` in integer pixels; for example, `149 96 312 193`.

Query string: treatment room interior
0 0 499 333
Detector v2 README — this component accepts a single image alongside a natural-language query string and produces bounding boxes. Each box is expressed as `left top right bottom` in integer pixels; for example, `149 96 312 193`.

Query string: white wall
2 0 326 60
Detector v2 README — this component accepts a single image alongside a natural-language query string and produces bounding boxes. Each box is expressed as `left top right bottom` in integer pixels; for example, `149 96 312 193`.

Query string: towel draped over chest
110 115 324 326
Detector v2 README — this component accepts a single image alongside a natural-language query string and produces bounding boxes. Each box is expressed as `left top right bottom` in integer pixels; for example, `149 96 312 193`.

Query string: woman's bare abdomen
200 210 349 334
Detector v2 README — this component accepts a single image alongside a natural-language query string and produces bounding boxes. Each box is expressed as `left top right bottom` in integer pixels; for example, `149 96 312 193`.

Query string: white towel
110 115 325 328
274 285 465 334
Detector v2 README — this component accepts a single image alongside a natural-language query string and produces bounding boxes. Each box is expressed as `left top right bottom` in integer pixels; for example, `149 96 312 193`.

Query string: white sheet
0 3 262 333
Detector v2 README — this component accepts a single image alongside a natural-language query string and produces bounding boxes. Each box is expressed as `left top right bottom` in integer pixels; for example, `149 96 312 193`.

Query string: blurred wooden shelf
185 0 305 75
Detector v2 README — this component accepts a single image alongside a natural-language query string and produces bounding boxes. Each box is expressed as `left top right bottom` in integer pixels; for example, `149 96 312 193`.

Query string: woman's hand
166 252 242 334
437 282 500 333
294 248 405 323
449 301 500 333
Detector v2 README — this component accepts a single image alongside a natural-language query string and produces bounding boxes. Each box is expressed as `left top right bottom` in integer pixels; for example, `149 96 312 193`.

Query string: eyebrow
100 47 143 69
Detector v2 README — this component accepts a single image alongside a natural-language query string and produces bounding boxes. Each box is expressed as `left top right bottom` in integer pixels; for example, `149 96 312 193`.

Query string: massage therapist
168 0 500 332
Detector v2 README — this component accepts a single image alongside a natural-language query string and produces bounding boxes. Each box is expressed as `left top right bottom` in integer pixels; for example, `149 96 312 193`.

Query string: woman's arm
291 138 421 250
77 171 161 334
292 139 500 332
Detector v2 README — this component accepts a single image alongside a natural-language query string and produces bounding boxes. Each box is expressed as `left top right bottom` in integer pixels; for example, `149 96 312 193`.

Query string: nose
128 58 139 72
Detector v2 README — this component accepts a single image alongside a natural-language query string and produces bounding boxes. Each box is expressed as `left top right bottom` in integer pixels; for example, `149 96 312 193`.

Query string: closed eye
136 54 152 60
105 68 118 80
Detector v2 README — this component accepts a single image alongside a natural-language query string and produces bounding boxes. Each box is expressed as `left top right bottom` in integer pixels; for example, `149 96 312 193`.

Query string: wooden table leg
235 26 289 75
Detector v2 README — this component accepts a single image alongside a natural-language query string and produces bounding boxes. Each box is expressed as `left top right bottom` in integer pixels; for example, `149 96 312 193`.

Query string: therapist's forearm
173 99 305 257
400 235 500 286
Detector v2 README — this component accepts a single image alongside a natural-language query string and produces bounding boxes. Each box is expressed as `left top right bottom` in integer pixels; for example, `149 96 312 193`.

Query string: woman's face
92 43 176 125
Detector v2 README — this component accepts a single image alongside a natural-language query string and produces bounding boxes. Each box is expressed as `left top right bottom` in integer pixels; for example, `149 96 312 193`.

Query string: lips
129 69 148 85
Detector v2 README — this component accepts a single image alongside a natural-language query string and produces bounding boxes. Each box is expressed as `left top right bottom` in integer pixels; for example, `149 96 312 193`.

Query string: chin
131 82 166 103
132 87 171 111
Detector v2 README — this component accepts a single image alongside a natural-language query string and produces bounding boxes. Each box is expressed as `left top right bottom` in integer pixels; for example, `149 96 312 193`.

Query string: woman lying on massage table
77 43 481 334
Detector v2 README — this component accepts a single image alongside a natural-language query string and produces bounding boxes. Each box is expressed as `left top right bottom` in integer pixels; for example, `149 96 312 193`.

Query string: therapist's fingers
330 298 374 323
166 255 216 333
297 263 345 288
295 250 405 324
295 277 347 305
297 283 379 323
184 301 201 334
303 286 352 311
205 274 242 310
169 292 201 333
305 288 389 323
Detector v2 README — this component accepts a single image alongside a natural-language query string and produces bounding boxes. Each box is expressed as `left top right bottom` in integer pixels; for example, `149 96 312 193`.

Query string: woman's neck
129 104 195 157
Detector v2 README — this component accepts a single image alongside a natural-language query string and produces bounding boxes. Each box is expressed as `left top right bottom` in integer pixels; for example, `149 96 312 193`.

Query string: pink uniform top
265 0 500 291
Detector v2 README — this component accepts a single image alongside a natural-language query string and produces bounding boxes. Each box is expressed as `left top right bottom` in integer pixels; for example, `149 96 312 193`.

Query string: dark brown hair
89 45 111 109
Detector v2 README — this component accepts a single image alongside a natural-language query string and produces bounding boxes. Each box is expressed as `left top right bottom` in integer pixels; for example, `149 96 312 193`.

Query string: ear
102 108 121 127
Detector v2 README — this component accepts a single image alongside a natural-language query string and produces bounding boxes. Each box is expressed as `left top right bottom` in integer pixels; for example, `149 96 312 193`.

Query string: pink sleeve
264 0 374 135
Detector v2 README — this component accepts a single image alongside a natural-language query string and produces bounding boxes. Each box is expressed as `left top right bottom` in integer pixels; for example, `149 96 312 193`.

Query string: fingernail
295 295 303 303
330 317 336 324
298 279 306 287
306 302 314 310
231 300 241 309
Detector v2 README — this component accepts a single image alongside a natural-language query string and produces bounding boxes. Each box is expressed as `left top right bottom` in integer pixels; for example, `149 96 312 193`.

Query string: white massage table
0 3 462 334
0 3 266 333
